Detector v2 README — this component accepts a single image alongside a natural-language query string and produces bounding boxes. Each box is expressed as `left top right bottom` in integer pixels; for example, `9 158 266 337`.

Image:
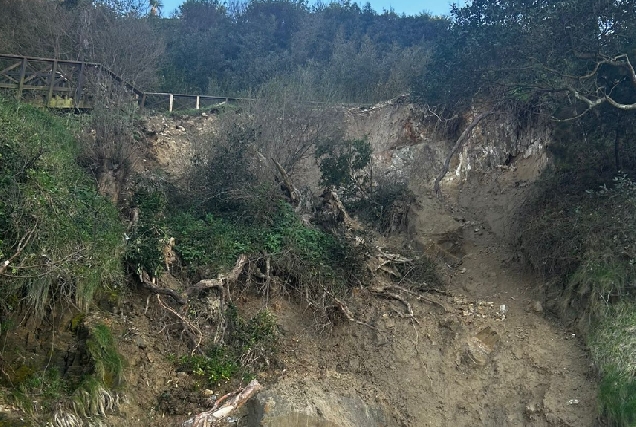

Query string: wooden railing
0 54 249 111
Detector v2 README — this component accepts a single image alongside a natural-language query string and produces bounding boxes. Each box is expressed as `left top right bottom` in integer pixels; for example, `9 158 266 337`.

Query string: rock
247 385 388 427
532 301 543 313
135 336 147 349
462 337 490 367
461 327 499 368
525 402 541 418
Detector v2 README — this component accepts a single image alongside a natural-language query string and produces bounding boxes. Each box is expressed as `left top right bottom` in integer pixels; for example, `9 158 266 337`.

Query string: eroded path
257 196 598 427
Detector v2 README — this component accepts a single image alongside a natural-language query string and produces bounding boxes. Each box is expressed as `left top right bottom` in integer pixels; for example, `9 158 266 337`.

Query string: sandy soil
253 190 600 427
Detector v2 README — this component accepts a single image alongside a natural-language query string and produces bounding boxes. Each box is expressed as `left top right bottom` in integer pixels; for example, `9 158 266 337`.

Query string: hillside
2 0 636 426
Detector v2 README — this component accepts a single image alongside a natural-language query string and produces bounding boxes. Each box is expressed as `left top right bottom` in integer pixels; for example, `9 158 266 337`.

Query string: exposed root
187 254 247 301
331 294 377 330
156 294 203 354
138 269 186 305
372 283 450 314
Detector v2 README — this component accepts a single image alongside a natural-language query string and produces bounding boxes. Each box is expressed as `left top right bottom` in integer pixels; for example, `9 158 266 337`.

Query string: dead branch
371 283 450 313
331 295 377 330
182 379 263 427
187 254 247 301
272 158 300 206
138 270 186 305
369 285 418 322
249 256 272 293
0 226 37 275
156 295 203 354
434 110 494 196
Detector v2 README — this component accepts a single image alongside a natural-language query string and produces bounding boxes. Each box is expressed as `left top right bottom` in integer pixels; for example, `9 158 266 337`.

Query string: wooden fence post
17 57 27 101
74 62 85 109
46 59 57 107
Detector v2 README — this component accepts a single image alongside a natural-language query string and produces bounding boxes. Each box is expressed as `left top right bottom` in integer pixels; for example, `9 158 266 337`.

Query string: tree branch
434 110 494 195
0 226 37 275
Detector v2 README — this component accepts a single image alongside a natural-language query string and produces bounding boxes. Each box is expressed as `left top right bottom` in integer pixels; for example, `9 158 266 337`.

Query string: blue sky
160 0 461 17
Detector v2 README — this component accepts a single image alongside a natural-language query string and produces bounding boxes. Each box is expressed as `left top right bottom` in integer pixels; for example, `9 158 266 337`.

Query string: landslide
0 97 602 427
132 100 599 427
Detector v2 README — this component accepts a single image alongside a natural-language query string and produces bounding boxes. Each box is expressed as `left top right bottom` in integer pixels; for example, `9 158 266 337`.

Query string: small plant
175 307 278 387
178 348 238 387
85 323 125 389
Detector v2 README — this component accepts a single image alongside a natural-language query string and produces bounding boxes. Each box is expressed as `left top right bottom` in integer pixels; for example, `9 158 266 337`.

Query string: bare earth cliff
97 99 598 427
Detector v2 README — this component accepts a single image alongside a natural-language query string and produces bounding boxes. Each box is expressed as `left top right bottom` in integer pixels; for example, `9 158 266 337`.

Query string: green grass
0 98 124 314
590 302 636 426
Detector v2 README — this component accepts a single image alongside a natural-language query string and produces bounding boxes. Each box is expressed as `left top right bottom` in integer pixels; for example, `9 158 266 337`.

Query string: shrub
0 98 124 315
522 172 636 320
316 138 372 202
177 307 278 387
124 187 171 276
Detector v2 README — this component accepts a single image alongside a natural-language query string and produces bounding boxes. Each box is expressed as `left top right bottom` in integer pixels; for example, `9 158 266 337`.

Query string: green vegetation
177 306 278 387
0 98 127 423
85 323 125 389
590 302 636 426
0 98 124 315
7 321 124 421
317 138 372 201
137 191 365 297
5 0 636 424
522 135 636 425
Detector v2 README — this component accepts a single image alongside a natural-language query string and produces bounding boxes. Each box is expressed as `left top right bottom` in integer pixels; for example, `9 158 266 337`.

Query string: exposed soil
125 109 599 427
0 107 601 427
248 190 599 427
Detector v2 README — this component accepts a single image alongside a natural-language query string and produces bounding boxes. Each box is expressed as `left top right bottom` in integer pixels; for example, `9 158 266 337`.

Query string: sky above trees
161 0 456 17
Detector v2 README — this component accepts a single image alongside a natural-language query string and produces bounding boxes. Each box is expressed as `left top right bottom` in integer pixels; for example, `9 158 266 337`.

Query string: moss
69 313 86 332
9 365 35 387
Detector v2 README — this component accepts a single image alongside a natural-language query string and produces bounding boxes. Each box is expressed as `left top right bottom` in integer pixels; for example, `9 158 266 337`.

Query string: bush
0 98 124 315
124 187 171 276
170 200 366 296
522 172 636 320
316 138 372 202
520 134 636 426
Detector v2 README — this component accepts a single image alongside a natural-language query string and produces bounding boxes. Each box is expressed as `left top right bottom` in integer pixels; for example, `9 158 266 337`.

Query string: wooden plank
0 60 21 76
0 54 98 67
0 83 72 92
